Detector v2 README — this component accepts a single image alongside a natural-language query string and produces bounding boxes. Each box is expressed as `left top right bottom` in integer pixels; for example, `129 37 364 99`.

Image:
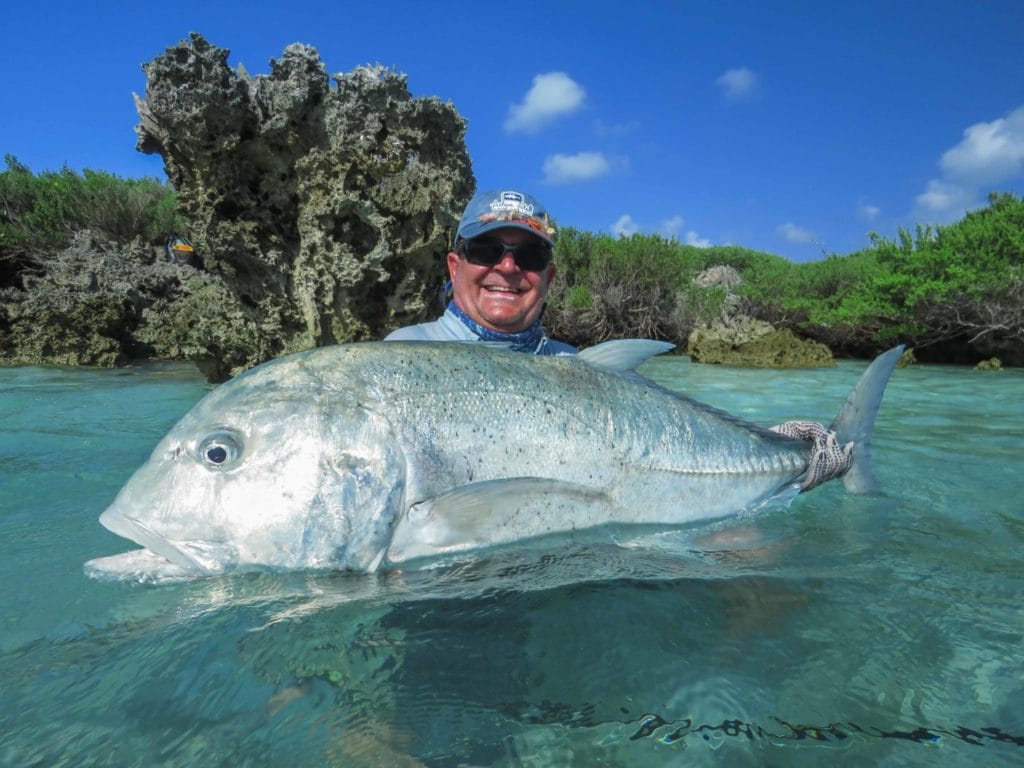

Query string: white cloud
611 214 639 237
686 231 711 248
859 203 880 221
542 152 610 184
939 105 1024 186
661 215 685 237
715 67 758 101
504 72 585 134
915 105 1024 219
777 222 817 244
611 214 710 245
915 180 974 214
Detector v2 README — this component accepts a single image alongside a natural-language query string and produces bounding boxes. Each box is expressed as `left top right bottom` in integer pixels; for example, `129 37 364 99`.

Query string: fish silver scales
409 357 785 472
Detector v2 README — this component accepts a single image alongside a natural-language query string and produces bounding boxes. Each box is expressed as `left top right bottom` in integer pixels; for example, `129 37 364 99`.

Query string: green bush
547 194 1023 354
547 229 734 344
0 155 181 263
736 192 1024 349
79 168 181 243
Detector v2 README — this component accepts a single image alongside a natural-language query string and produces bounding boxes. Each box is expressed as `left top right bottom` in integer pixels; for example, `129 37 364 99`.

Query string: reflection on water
0 359 1022 766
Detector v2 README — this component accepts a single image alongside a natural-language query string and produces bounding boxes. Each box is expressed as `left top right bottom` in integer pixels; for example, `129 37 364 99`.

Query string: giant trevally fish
85 340 904 582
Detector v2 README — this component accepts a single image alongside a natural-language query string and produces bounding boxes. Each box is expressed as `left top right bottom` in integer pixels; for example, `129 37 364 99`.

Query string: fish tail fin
829 345 905 494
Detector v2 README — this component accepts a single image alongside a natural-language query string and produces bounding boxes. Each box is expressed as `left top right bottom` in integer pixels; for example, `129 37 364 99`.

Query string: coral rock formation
135 33 473 378
686 266 834 368
688 316 835 368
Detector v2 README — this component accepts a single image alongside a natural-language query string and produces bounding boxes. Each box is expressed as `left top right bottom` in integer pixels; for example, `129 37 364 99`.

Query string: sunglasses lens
514 243 551 271
463 238 505 266
463 237 551 271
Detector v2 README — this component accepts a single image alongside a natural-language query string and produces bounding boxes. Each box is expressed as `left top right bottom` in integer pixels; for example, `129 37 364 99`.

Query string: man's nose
493 250 519 272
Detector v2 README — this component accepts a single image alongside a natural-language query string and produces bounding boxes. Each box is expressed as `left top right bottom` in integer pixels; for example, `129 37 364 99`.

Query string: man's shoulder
384 313 475 342
383 323 438 341
385 309 578 355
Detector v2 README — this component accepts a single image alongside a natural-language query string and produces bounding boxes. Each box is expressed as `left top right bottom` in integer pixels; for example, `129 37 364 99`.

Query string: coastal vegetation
2 156 1022 371
547 192 1024 365
0 155 180 287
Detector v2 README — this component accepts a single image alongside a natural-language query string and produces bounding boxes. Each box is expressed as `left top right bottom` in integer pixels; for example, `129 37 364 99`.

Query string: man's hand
770 420 854 491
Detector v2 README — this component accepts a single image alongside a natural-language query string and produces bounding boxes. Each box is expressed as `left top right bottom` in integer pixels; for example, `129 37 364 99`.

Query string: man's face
448 227 556 333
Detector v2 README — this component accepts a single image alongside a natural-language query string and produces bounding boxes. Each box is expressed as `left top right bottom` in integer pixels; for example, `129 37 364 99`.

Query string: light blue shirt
385 306 577 356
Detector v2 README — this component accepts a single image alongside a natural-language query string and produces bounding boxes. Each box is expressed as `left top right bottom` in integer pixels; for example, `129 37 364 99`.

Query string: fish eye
197 430 244 469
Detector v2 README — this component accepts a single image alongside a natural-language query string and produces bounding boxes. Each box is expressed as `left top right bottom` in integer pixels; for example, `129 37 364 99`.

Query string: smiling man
385 189 577 355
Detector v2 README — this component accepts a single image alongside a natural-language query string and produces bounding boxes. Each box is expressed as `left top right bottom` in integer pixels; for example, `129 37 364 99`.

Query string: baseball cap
455 190 557 245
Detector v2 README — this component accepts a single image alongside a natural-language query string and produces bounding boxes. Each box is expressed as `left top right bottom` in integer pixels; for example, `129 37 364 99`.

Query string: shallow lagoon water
0 355 1022 766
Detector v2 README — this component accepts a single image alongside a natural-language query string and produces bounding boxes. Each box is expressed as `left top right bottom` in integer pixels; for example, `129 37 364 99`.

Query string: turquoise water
1 356 1022 766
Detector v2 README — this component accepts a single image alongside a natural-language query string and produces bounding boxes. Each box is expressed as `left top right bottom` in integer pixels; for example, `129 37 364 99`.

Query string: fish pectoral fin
388 477 608 563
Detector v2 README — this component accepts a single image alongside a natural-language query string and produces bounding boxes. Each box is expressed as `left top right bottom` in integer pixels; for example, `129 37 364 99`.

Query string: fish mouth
91 507 237 580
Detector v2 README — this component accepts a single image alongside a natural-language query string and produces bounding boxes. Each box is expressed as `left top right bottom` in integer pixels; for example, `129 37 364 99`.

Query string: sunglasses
459 236 553 272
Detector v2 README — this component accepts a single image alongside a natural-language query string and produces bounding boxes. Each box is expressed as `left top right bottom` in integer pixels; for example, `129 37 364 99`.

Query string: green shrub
0 155 181 263
736 192 1024 349
548 194 1023 353
547 229 731 344
79 169 181 243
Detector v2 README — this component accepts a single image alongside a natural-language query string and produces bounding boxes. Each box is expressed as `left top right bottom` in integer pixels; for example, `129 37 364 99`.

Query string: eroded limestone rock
0 231 183 367
135 33 473 378
688 316 835 368
685 265 834 368
897 348 916 368
975 357 1003 371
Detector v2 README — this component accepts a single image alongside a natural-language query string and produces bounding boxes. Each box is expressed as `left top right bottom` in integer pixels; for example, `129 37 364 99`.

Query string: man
385 189 576 355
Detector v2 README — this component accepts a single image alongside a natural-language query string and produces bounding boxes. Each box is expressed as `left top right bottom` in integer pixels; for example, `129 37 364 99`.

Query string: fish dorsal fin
386 477 608 564
577 339 675 373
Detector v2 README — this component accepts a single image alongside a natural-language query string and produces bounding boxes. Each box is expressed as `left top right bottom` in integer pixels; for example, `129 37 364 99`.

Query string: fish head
86 362 406 581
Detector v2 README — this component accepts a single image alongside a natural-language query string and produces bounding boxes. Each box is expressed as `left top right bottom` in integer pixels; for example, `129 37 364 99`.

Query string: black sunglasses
459 236 553 272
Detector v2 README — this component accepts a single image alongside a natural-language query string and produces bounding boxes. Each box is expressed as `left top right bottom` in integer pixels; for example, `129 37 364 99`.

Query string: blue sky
3 1 1022 261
